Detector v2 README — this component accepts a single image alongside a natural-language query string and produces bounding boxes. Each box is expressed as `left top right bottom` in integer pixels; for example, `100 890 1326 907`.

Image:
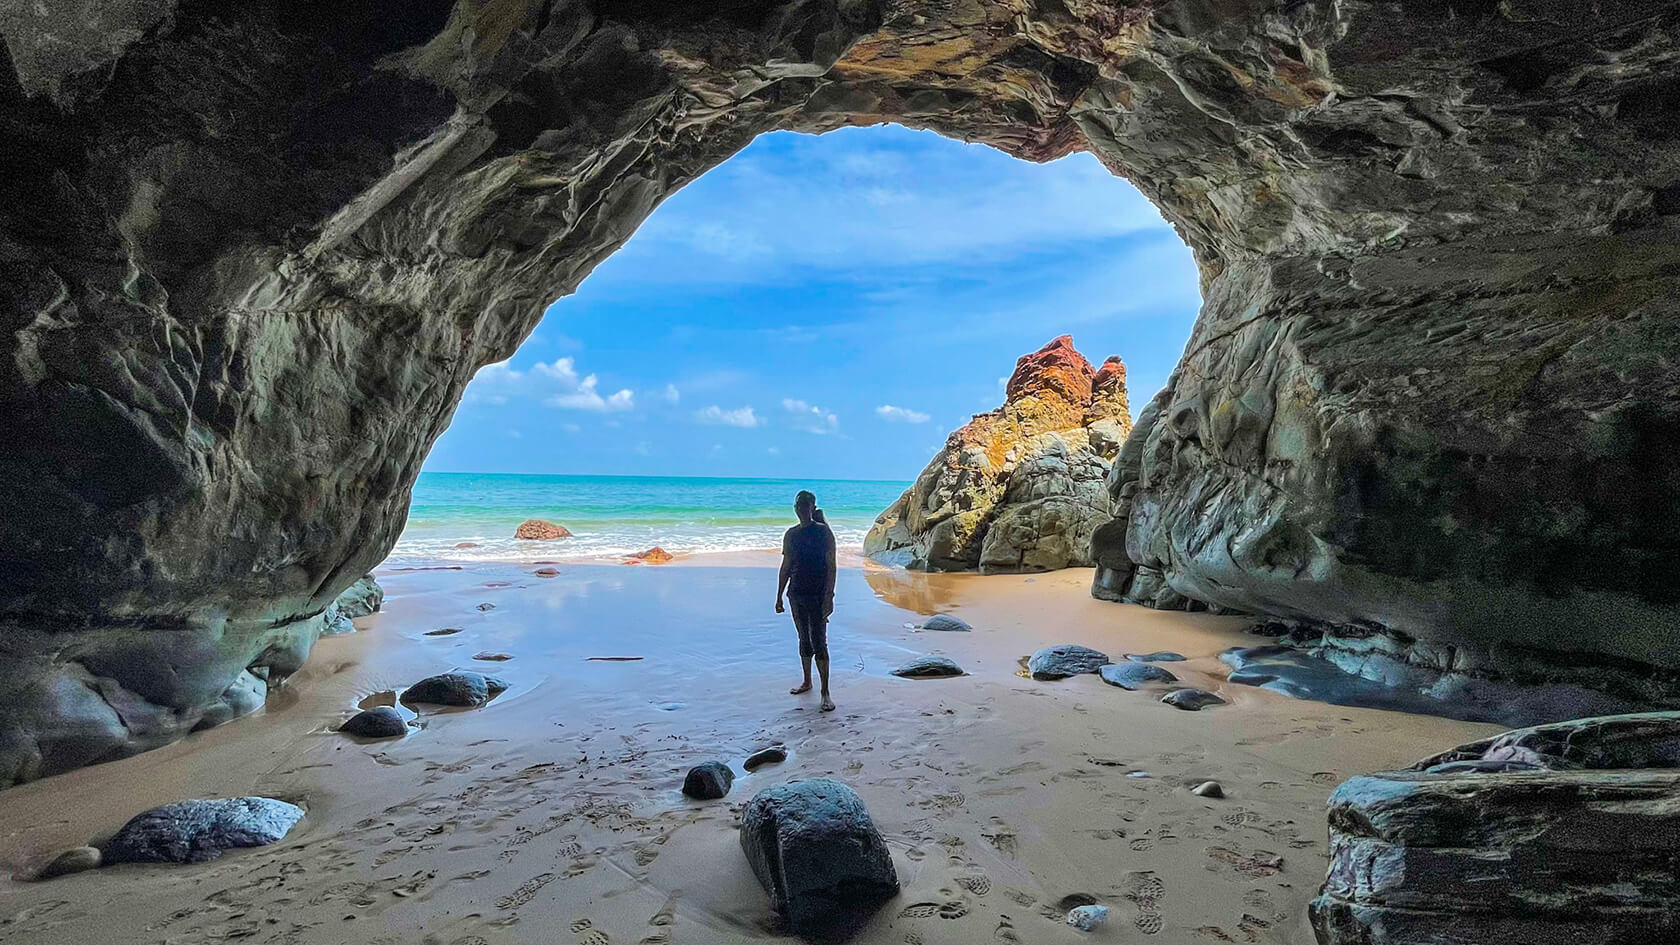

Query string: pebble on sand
1066 904 1110 931
1192 780 1225 798
682 761 735 800
891 656 965 678
1099 662 1178 690
744 746 788 771
473 651 513 662
21 846 101 881
534 567 560 577
423 627 462 636
1162 688 1226 711
1126 651 1187 662
339 705 407 738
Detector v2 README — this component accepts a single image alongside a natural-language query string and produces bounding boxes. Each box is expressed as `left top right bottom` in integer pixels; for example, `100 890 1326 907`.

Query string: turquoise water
389 473 910 564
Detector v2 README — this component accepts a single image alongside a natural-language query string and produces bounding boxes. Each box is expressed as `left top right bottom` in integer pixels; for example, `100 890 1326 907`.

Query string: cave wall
2 0 1678 783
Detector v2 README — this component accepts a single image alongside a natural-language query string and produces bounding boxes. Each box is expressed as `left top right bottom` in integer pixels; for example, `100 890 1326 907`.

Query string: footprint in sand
1258 781 1282 791
1310 771 1339 784
638 893 679 945
1124 871 1166 908
982 818 1019 858
956 874 992 896
1205 846 1284 878
1129 836 1155 852
1003 888 1037 908
994 916 1021 943
572 917 610 945
898 901 969 920
1135 910 1164 935
497 873 556 909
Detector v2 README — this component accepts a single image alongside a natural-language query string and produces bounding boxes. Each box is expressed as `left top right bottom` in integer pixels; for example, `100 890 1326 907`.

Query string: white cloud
660 383 681 405
876 404 931 424
696 405 763 428
466 357 634 412
782 398 839 434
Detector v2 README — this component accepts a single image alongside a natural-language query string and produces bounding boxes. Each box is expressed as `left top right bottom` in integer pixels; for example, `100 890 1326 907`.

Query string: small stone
515 519 571 540
472 651 513 662
892 656 965 678
1028 644 1110 679
402 672 509 707
475 602 495 611
1192 780 1224 798
744 746 788 771
1126 651 1187 662
1099 662 1178 690
423 627 462 636
534 567 560 577
682 761 735 799
920 614 972 632
1066 904 1110 931
628 546 674 563
26 846 101 880
102 798 305 864
339 706 407 738
454 541 480 549
1162 688 1226 711
1127 771 1153 779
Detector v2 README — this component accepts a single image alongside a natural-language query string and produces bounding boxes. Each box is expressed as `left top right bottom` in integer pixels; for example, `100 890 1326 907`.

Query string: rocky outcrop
101 797 305 864
4 0 1680 783
866 337 1130 572
1311 713 1680 944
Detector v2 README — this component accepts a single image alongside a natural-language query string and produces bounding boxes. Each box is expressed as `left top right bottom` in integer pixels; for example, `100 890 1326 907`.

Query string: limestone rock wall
2 0 1679 782
865 336 1130 572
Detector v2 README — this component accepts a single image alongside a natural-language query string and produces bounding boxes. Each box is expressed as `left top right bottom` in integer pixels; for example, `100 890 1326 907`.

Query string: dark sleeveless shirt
782 522 835 598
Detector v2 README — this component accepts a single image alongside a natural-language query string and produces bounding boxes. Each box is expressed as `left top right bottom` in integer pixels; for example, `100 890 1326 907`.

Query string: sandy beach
0 555 1498 945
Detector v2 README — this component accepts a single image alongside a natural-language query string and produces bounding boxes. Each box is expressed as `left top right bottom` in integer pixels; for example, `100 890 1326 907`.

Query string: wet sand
0 556 1498 944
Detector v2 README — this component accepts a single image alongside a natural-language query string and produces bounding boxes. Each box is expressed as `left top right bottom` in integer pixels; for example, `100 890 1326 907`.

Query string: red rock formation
628 547 674 564
1005 335 1096 406
514 519 571 540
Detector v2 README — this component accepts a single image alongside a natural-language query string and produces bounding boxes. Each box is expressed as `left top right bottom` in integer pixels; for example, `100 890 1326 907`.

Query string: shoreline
0 554 1499 944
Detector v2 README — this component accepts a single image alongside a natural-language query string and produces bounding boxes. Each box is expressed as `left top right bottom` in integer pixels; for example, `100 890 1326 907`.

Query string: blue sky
426 125 1201 481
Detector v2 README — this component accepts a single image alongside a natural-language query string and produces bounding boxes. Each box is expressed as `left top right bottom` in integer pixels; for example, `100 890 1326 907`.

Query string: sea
386 472 911 566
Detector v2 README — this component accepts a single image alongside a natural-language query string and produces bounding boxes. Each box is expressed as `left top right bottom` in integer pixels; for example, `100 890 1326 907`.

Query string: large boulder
1028 645 1110 680
865 337 1130 573
740 779 899 937
333 575 384 619
1311 713 1680 944
515 520 571 540
102 797 305 864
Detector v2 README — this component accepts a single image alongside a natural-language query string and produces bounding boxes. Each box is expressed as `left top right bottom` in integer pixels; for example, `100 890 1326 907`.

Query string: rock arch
2 0 1677 783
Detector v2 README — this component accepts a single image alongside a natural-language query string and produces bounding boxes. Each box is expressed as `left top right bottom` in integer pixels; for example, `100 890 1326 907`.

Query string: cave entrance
397 124 1201 565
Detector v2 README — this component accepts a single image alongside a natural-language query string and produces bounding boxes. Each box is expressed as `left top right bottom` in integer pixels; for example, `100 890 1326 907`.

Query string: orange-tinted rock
533 567 560 577
455 541 479 549
1005 335 1096 406
866 336 1130 573
628 547 674 564
515 519 572 540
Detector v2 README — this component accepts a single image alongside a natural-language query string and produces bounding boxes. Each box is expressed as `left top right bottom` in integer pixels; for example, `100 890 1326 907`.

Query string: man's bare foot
820 695 836 712
790 682 812 695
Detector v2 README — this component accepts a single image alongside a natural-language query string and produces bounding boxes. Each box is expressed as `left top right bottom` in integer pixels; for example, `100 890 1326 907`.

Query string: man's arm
776 530 791 612
823 527 837 617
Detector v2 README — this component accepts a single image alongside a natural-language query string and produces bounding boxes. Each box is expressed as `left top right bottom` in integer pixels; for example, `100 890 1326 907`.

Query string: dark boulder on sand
339 706 407 738
1126 651 1184 663
402 672 509 707
744 746 788 771
683 762 735 800
102 797 304 864
920 614 971 632
1029 645 1109 679
1099 662 1177 690
892 656 965 678
1161 688 1225 710
740 779 899 937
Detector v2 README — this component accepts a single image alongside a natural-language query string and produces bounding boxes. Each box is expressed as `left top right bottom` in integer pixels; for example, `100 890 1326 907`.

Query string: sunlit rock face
2 0 1679 781
865 335 1130 572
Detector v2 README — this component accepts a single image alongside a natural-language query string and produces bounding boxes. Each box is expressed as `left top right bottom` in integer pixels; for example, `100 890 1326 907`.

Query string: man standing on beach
776 489 838 711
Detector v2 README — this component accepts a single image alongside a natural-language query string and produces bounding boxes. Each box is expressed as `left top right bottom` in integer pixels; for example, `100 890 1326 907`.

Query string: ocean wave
384 524 872 567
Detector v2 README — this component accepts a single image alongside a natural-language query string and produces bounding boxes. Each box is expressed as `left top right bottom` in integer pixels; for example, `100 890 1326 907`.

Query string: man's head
794 490 817 524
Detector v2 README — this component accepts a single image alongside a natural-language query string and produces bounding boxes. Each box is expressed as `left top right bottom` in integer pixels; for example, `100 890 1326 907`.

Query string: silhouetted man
775 489 837 711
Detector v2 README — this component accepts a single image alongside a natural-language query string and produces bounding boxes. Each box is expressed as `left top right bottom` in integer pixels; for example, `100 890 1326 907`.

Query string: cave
2 0 1678 795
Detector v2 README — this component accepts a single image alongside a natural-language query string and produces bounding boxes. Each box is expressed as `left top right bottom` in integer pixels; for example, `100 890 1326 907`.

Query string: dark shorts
789 596 829 659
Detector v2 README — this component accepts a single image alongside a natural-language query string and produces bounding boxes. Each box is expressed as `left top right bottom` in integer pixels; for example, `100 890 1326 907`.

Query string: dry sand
0 556 1498 945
